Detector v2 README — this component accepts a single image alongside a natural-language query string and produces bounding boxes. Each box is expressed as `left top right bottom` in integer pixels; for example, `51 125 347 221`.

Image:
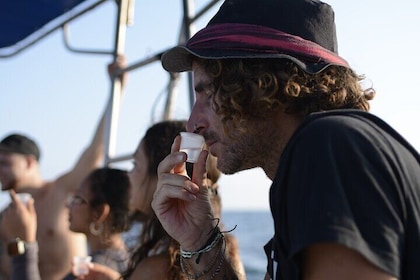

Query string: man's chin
217 158 241 175
1 180 18 191
1 184 11 191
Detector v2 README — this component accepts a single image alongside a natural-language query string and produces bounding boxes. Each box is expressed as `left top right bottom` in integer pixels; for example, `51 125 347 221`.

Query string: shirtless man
0 117 105 279
0 59 126 280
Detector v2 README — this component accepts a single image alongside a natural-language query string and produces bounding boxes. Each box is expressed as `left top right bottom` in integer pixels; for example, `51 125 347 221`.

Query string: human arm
81 255 171 280
55 110 106 192
151 136 240 279
301 243 396 280
1 190 41 280
76 262 120 280
0 212 11 278
56 56 128 193
11 242 41 280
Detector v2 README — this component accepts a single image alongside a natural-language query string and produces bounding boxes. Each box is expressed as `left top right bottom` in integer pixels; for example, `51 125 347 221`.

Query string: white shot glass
15 193 32 206
72 256 92 276
180 132 205 163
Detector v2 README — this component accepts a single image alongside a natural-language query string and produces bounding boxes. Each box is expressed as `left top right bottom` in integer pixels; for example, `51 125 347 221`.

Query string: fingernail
190 185 199 193
177 153 185 161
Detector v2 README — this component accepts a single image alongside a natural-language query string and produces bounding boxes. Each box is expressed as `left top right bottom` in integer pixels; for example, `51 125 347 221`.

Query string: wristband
7 238 26 256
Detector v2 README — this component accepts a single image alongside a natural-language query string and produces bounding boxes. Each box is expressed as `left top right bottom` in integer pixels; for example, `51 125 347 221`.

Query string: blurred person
0 167 131 280
0 125 103 280
0 191 38 280
151 0 420 279
65 167 131 278
0 57 127 280
84 120 245 280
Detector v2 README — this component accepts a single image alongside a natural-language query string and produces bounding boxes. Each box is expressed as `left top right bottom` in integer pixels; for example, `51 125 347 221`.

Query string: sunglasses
67 195 88 207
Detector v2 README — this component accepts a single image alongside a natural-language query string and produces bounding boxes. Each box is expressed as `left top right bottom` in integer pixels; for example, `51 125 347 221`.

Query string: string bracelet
180 234 225 279
180 226 223 264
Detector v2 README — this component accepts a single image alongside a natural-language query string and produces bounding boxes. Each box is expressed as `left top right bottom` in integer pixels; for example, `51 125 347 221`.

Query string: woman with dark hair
65 167 131 278
84 120 245 280
1 167 131 280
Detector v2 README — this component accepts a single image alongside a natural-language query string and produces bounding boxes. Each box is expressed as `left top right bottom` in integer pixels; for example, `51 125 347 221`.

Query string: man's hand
107 55 127 88
0 190 37 242
151 135 215 251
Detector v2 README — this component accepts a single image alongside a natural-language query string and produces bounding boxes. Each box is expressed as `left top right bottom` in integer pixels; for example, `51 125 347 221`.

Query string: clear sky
1 0 419 211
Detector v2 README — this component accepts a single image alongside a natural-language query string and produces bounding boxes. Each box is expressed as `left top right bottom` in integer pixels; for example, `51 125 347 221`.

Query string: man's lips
205 140 216 148
205 140 218 156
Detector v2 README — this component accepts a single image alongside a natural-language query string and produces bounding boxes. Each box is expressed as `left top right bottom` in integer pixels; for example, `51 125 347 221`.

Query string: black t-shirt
265 110 420 279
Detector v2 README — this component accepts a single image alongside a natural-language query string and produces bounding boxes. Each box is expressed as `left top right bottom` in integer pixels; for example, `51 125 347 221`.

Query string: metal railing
1 0 221 166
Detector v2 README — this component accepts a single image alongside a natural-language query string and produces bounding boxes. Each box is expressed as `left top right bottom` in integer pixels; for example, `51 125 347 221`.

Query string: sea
222 210 273 280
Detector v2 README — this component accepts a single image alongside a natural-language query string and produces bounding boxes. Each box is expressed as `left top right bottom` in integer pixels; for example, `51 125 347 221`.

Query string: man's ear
25 154 38 169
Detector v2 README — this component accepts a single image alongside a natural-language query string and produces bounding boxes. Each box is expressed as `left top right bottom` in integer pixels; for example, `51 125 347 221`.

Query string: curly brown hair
196 58 375 134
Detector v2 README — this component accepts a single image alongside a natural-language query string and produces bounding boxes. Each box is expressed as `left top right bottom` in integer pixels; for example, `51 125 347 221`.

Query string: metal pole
163 72 180 120
182 0 196 110
104 0 129 165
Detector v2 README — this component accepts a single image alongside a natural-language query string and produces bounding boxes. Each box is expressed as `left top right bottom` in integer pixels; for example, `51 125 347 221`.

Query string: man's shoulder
295 109 400 141
287 109 419 164
304 109 375 128
293 109 372 140
282 109 401 162
32 180 69 203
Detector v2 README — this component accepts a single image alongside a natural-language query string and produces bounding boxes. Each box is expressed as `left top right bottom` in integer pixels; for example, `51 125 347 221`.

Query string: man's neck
16 175 46 193
263 112 303 180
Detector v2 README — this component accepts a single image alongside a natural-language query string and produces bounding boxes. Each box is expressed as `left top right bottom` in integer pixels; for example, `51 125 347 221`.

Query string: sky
1 0 419 211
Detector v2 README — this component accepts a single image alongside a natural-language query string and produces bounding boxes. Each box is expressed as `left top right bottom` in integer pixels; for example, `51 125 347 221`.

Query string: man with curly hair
152 0 420 279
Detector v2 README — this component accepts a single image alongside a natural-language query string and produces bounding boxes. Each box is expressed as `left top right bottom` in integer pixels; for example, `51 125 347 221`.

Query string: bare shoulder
302 243 397 280
32 180 71 224
52 170 76 195
37 179 69 200
130 254 170 280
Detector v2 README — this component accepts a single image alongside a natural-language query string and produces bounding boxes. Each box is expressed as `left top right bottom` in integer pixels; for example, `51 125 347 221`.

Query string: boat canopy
0 0 221 164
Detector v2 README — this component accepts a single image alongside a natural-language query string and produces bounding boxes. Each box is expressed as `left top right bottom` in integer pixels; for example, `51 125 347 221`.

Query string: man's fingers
9 190 27 209
157 152 187 176
155 182 197 202
152 183 197 215
9 189 17 203
171 135 182 153
157 135 186 177
192 150 209 190
156 172 198 196
27 198 36 214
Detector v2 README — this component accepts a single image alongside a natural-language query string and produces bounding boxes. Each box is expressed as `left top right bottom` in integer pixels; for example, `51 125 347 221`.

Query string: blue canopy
0 0 105 57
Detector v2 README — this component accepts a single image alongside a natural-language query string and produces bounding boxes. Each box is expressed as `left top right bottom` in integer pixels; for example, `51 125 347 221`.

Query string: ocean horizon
223 210 273 280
